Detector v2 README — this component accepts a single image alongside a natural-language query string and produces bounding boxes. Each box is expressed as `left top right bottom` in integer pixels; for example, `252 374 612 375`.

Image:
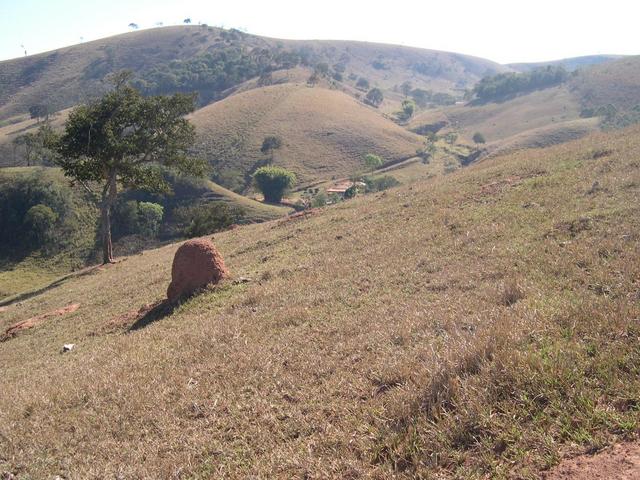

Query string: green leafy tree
176 202 240 237
401 99 415 119
29 104 50 123
472 132 486 144
253 166 296 203
52 72 205 264
183 18 192 24
364 153 383 171
23 204 58 246
365 88 384 107
137 202 164 237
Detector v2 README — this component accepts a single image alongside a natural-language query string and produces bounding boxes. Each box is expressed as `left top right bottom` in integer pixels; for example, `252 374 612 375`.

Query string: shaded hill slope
1 126 638 478
190 83 424 190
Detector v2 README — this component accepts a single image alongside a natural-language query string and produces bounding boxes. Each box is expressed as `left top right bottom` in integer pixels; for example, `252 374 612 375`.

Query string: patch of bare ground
544 442 640 479
1 303 79 341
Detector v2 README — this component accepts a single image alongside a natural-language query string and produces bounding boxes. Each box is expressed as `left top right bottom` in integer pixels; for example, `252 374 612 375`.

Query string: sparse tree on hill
401 81 413 98
51 72 206 264
364 153 383 171
184 18 192 24
356 77 370 91
253 166 296 203
128 23 139 30
365 88 384 107
472 132 486 144
29 104 50 123
261 135 283 161
401 99 415 119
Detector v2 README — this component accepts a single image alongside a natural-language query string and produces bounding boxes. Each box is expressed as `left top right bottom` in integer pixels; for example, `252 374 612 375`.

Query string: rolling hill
0 25 508 123
1 125 638 478
408 55 640 154
189 83 424 190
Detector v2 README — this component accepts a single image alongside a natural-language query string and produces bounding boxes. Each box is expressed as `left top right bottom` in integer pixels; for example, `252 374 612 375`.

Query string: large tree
53 73 205 264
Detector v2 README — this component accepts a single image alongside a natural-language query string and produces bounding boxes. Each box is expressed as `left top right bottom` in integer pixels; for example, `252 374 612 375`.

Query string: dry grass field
1 125 638 478
190 83 424 190
409 86 587 143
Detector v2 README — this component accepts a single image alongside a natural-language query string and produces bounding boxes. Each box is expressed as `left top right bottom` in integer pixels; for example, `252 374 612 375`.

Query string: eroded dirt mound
545 442 640 479
1 303 80 341
167 239 229 303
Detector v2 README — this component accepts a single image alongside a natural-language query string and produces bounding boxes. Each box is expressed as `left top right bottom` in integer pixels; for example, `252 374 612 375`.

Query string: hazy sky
1 0 639 63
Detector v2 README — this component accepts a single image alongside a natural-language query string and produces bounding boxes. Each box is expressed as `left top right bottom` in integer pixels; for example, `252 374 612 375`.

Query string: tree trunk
100 172 117 264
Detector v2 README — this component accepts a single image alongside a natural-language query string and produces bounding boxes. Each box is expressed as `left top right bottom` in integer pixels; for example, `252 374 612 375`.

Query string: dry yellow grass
410 86 586 143
0 126 639 478
190 83 424 189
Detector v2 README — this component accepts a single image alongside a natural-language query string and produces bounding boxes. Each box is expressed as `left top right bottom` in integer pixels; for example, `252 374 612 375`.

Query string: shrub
356 77 370 90
364 175 400 192
343 184 358 199
261 135 283 155
364 153 384 170
472 132 486 144
175 202 241 238
23 204 58 246
253 166 296 203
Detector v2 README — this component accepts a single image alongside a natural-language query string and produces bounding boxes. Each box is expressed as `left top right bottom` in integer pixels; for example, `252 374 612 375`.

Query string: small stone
233 276 251 285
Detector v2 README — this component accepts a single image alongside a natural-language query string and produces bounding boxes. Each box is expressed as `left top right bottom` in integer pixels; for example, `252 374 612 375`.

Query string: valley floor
1 127 639 478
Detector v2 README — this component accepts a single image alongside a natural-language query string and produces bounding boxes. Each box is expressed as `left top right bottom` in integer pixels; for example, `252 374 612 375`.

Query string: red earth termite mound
167 239 229 303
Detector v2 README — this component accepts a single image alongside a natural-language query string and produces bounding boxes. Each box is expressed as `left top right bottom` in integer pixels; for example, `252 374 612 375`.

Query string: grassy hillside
190 83 424 190
1 126 638 478
0 25 508 123
569 55 640 111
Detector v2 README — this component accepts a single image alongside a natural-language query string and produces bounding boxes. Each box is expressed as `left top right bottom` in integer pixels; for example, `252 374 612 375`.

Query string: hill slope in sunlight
190 83 424 190
1 125 638 478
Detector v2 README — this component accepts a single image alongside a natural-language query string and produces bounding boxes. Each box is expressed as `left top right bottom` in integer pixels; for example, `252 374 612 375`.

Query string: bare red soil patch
545 442 640 479
1 304 80 341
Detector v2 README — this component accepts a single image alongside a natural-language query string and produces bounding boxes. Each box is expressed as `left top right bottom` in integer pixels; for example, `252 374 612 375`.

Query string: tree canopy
52 73 205 263
365 88 384 107
253 166 296 203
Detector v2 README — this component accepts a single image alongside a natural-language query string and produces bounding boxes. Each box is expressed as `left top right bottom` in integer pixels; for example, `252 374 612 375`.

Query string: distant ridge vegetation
508 54 625 72
0 25 508 122
471 66 569 102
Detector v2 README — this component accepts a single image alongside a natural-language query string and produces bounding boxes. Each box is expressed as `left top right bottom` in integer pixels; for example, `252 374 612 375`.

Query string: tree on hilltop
184 18 192 24
128 23 139 30
51 72 206 264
